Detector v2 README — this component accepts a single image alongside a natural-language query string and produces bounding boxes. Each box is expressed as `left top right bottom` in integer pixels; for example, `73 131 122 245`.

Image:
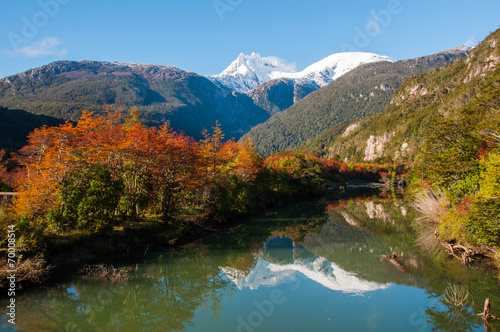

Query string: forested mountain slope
0 107 65 150
0 61 268 140
305 29 500 163
242 48 470 156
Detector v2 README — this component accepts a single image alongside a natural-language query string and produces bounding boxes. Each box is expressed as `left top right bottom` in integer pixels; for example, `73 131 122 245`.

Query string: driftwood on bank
478 298 499 322
434 231 496 265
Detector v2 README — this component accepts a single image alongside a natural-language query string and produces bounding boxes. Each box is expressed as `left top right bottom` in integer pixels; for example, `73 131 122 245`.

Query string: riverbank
0 183 390 293
412 188 500 269
0 214 223 292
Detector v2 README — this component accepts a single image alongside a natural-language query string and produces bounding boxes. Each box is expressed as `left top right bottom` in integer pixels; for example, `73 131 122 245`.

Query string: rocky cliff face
247 78 319 116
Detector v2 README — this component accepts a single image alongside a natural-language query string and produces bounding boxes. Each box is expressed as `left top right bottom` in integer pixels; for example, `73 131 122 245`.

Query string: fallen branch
478 298 500 321
434 236 486 265
382 253 405 272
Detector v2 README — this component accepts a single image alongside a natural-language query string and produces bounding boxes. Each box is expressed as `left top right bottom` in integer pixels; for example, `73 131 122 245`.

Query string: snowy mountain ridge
209 52 394 93
220 256 389 294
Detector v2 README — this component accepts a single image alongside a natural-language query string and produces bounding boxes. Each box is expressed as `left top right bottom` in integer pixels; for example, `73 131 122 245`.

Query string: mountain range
299 30 499 162
0 38 485 155
209 52 392 93
0 51 394 147
0 61 269 141
241 47 471 156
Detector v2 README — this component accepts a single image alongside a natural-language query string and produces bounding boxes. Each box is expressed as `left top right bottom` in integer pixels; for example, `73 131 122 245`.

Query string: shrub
465 195 500 248
412 187 450 224
59 163 123 232
464 154 500 248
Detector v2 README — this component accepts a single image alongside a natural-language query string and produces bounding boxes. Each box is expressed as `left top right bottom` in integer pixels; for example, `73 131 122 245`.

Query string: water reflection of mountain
221 236 389 294
302 216 424 288
4 196 498 332
221 199 429 294
303 200 429 289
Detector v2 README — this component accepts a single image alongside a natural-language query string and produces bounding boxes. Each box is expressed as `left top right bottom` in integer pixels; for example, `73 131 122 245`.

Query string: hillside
247 78 319 116
242 48 470 156
0 61 268 140
0 107 66 150
306 29 500 163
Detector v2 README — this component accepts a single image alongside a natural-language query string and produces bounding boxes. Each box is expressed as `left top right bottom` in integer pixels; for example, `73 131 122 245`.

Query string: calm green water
2 193 500 331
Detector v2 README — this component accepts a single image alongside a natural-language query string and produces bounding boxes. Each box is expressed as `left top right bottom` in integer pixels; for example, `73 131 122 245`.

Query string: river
2 191 499 331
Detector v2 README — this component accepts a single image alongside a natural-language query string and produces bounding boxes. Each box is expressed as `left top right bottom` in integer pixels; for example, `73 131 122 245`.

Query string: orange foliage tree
10 107 267 243
0 149 9 190
198 123 262 221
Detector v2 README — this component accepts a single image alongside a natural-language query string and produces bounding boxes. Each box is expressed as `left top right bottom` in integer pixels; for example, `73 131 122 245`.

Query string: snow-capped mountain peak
220 256 388 293
213 52 296 92
289 52 393 87
209 52 393 93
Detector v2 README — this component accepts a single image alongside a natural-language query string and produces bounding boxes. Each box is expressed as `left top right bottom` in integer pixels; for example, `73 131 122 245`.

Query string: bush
439 206 469 244
211 176 252 221
0 254 52 288
464 154 500 248
465 196 500 248
59 163 123 232
264 152 328 199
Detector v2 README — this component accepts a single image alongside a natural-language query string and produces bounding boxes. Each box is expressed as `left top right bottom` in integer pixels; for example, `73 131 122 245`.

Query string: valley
1 20 499 332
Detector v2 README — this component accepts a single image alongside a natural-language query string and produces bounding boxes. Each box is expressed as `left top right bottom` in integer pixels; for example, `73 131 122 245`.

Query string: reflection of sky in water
0 322 18 332
221 236 390 294
66 284 80 299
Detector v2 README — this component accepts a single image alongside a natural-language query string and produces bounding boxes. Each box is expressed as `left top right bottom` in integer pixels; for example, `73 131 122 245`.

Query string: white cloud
464 35 476 48
8 37 67 58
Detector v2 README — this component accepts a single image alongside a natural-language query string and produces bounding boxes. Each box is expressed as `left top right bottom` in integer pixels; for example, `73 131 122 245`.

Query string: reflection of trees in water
423 282 484 332
424 294 482 332
14 246 236 331
425 305 481 332
310 195 500 327
301 197 427 287
8 194 500 331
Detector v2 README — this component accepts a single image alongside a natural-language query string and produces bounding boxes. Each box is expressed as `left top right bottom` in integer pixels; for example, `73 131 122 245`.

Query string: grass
412 187 450 224
0 254 53 289
412 188 456 257
79 264 129 283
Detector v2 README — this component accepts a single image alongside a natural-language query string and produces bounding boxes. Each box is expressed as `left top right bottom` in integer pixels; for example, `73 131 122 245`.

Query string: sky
0 0 499 79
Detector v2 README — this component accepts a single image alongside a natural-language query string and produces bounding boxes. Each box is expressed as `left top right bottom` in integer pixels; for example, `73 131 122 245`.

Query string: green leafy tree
59 163 123 232
465 153 500 247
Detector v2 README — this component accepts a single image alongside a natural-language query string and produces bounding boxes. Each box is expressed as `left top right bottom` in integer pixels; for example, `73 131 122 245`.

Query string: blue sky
0 0 499 79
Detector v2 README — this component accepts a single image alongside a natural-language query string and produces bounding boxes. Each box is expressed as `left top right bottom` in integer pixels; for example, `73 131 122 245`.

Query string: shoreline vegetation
0 106 410 291
410 68 500 269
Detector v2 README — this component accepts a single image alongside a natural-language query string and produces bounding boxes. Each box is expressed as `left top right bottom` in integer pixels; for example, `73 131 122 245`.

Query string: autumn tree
13 123 76 219
205 138 263 220
148 124 201 220
200 121 225 182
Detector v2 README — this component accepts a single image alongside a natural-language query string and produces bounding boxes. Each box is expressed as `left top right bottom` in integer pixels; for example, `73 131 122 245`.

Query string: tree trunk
484 298 491 318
